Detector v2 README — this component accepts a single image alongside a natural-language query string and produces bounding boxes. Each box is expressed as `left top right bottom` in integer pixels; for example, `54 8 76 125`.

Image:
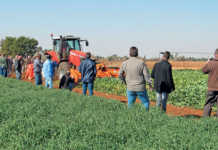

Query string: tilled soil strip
72 88 207 117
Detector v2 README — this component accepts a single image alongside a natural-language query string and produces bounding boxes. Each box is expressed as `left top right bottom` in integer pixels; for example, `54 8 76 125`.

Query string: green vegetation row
94 70 208 109
0 77 218 150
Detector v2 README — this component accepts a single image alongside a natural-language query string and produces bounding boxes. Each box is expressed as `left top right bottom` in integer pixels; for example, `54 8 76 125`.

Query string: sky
0 0 218 58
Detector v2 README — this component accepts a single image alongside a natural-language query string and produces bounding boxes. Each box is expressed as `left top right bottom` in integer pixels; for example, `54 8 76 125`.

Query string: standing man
79 52 96 96
151 51 175 112
42 55 54 88
34 54 43 85
0 54 2 76
0 54 8 77
119 47 152 111
7 56 13 76
1 54 8 77
58 54 71 80
202 49 218 117
14 55 23 80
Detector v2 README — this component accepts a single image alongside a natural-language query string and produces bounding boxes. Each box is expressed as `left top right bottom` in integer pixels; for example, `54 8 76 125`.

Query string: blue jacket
42 59 55 78
79 58 96 83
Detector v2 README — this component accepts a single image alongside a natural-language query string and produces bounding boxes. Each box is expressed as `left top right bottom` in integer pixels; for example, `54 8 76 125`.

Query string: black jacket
59 74 74 89
79 58 96 83
14 59 22 72
151 60 175 93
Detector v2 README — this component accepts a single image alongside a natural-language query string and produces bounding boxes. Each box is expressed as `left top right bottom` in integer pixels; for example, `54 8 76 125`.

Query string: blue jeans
16 71 21 80
0 67 2 76
82 82 94 96
156 92 168 112
35 73 42 85
127 90 150 111
45 77 53 88
68 82 76 91
3 68 7 77
0 67 7 77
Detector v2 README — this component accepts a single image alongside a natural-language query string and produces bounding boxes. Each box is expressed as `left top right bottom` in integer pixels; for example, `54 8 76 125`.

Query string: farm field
101 60 206 70
94 70 208 109
0 77 218 150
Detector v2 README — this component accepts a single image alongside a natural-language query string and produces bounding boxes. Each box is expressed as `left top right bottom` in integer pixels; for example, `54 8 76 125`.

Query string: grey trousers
156 92 168 112
203 91 218 117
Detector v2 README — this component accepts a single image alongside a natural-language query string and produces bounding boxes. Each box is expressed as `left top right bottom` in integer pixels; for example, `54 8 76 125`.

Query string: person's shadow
182 115 201 119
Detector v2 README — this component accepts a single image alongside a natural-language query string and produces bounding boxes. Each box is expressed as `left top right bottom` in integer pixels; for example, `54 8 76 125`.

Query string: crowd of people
0 54 24 78
0 47 218 117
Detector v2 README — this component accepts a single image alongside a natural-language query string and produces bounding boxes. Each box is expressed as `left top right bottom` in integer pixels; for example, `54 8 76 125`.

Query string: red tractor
47 34 88 66
45 34 120 79
25 34 119 81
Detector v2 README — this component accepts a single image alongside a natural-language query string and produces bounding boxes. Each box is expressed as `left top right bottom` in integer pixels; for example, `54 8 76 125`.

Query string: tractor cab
52 35 89 61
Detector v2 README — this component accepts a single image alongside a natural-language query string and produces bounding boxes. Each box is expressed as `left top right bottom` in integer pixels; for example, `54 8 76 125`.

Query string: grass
0 77 218 150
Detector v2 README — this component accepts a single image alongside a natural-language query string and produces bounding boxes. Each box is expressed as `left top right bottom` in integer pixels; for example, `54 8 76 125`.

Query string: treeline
95 54 129 61
0 36 42 57
95 54 208 61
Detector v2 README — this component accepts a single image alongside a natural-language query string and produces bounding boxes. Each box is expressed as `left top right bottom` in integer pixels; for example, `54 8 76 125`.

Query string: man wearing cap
119 47 152 111
34 54 43 85
79 52 96 96
42 55 55 88
151 51 175 112
202 49 218 117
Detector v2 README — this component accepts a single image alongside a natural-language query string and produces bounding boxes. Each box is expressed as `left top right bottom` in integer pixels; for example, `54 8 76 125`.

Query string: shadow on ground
182 115 202 119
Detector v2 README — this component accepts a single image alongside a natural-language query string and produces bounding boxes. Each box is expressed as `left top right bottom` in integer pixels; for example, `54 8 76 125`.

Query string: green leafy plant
94 70 208 109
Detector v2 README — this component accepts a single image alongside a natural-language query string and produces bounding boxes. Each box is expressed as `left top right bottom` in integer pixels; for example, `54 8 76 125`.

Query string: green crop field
0 77 218 150
94 70 208 109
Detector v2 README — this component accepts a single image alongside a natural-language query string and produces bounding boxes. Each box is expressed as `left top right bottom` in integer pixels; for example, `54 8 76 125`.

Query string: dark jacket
14 59 22 72
59 74 74 89
79 58 96 83
202 58 218 91
151 60 175 93
6 58 13 70
34 58 42 73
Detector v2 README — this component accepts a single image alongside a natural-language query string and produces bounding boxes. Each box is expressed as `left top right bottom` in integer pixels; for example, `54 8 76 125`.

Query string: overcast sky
0 0 217 58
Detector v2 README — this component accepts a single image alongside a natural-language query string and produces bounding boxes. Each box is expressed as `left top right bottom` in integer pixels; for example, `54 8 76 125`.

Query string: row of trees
95 54 208 62
0 36 41 56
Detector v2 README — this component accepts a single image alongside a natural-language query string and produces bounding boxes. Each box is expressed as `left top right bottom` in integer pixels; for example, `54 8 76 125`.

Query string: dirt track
101 60 206 70
9 73 214 118
72 88 208 117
